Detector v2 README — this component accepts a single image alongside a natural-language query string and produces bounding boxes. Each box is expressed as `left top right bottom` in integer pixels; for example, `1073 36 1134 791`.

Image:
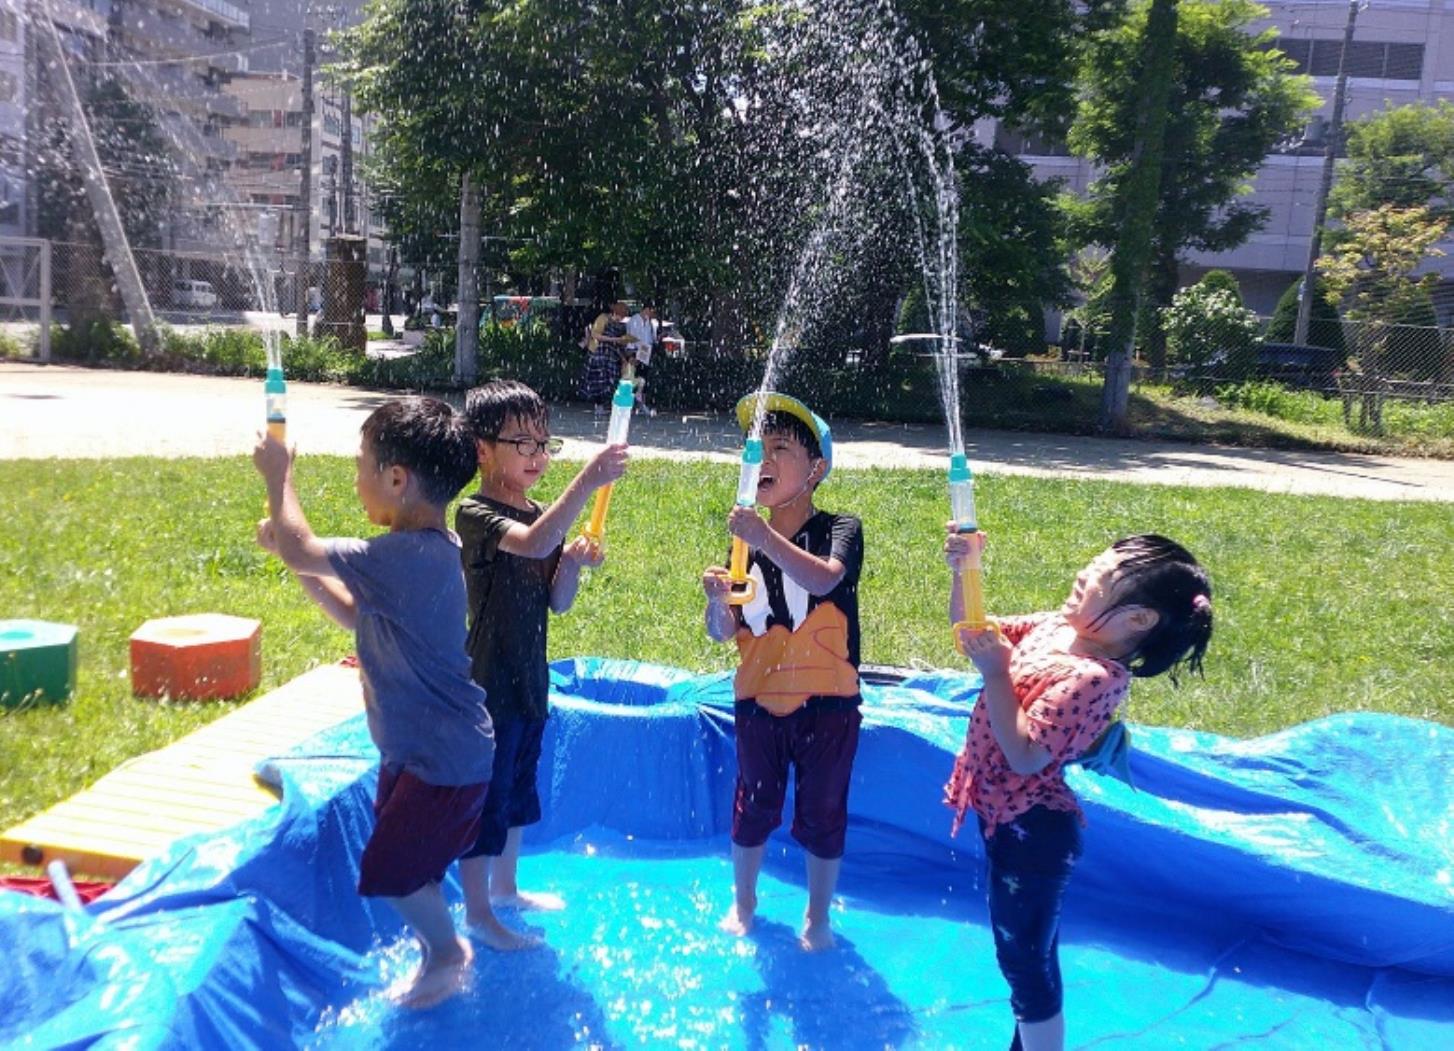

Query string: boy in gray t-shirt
253 396 493 1010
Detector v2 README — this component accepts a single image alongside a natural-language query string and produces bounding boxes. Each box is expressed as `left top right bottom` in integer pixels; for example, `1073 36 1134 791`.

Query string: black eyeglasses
490 436 564 456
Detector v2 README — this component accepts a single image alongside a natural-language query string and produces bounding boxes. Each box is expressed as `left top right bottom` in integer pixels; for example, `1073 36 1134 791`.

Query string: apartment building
990 0 1454 323
222 70 386 286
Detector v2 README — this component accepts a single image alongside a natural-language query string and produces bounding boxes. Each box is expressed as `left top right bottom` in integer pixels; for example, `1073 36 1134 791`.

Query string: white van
172 280 217 310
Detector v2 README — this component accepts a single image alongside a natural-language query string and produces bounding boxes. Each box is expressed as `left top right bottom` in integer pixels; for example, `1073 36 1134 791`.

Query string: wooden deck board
0 663 363 880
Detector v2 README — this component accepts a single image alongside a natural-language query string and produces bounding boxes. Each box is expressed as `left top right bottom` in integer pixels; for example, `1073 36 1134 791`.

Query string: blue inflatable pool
3 659 1452 1048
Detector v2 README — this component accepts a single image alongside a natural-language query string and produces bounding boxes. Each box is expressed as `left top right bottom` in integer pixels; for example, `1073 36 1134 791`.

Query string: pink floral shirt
944 613 1130 838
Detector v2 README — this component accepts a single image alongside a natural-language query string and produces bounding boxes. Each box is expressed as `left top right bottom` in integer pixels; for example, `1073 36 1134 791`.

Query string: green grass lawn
2 456 1451 836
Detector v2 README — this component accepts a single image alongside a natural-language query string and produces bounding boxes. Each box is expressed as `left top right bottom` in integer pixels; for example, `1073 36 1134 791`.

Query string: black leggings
980 805 1083 1029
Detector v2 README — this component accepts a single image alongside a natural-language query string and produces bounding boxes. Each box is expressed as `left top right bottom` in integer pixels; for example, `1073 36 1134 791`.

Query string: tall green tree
1076 0 1179 429
343 0 1092 362
1066 0 1318 384
1330 100 1454 219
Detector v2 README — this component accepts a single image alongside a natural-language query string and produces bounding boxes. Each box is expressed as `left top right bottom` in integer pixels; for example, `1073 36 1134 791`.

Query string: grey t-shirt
325 529 494 786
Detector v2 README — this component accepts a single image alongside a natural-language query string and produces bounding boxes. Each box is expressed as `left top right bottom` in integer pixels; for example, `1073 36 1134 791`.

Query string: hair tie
1192 594 1211 614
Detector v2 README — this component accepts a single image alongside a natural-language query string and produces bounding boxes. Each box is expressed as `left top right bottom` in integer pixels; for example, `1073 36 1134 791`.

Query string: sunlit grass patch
2 456 1450 836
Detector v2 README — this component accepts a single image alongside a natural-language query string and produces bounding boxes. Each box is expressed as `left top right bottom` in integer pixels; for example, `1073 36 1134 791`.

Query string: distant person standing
625 304 659 417
580 301 636 418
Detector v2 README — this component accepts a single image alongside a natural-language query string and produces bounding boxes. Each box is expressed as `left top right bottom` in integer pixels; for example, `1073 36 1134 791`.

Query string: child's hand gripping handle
953 533 993 654
581 380 635 545
726 438 763 606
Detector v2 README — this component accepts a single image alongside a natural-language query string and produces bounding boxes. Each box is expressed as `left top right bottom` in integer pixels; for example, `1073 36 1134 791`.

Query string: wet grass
2 456 1450 837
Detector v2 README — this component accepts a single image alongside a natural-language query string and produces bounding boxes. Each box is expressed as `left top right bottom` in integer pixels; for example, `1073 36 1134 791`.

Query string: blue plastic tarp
2 658 1451 1049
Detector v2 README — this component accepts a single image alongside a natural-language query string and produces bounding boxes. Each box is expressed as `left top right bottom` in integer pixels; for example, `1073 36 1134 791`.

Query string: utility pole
340 86 355 234
294 28 316 337
1294 0 1360 347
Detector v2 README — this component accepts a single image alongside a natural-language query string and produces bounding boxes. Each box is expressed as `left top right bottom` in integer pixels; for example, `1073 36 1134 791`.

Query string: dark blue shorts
463 716 546 859
980 805 1083 1024
732 702 861 859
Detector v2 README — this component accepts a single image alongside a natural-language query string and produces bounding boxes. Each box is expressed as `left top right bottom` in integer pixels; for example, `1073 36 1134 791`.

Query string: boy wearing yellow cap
702 392 864 952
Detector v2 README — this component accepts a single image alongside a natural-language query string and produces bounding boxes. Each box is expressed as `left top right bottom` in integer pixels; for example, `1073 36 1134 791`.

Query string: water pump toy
948 451 992 648
581 379 635 545
725 437 763 605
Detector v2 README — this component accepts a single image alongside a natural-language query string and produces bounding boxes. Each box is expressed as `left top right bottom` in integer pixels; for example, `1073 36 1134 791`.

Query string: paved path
4 363 1453 502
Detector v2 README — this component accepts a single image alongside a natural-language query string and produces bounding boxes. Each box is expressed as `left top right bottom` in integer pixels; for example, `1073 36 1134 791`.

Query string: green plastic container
0 619 79 707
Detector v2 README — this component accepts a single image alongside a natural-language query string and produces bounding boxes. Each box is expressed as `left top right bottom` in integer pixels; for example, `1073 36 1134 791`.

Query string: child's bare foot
491 890 565 912
394 936 472 1009
799 918 836 952
719 901 755 937
465 912 540 951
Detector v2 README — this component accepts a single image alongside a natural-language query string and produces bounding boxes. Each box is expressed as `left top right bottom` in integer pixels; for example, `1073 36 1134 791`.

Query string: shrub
1162 285 1261 371
1197 269 1242 302
1266 275 1345 355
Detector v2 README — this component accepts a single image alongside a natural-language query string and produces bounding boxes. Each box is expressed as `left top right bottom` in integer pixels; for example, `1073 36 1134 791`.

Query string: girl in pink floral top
944 533 1213 1051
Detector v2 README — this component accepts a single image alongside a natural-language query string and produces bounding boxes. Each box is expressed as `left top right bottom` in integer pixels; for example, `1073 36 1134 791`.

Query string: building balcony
46 0 108 39
205 93 245 120
116 6 201 56
178 0 249 31
201 51 249 76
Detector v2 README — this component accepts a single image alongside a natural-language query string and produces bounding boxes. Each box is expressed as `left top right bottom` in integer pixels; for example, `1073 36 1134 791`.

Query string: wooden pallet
0 663 363 880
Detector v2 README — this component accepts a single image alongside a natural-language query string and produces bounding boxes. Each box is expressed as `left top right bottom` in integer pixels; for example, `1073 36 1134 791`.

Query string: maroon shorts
732 702 862 859
357 764 490 898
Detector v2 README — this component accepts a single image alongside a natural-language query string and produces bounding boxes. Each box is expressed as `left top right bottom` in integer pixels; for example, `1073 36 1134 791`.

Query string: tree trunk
455 171 481 386
1144 246 1180 371
1099 0 1179 432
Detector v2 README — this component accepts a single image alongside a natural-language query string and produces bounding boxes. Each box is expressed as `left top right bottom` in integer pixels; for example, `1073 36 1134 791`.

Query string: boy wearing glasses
456 380 628 949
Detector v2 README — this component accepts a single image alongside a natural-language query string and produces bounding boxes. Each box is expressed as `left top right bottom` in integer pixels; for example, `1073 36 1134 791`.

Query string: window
0 72 15 103
993 124 1070 158
1274 38 1423 82
0 11 19 41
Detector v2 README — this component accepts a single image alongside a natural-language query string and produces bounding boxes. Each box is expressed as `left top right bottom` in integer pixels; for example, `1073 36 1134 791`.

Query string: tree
1067 0 1319 378
1265 275 1344 354
1076 0 1179 430
1316 204 1448 377
345 0 1091 365
1330 100 1454 219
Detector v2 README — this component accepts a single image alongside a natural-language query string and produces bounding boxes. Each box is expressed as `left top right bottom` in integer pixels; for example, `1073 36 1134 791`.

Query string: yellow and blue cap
734 392 833 481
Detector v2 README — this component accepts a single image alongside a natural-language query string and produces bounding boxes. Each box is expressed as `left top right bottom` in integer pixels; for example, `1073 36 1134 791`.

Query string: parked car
1254 343 1345 388
1181 342 1344 389
172 280 217 310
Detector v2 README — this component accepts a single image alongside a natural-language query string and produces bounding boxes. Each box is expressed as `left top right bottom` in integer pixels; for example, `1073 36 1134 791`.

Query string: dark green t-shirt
456 494 562 722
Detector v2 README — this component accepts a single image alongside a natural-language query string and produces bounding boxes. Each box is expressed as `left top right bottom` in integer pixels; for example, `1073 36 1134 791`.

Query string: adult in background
580 301 638 418
625 303 660 417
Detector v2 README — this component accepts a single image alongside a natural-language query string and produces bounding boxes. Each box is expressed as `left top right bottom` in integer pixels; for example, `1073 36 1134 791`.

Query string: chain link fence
8 249 1454 445
6 240 376 345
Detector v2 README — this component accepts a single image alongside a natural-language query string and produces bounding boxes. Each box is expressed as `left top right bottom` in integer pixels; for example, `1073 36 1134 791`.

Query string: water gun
948 452 992 649
725 437 763 605
581 379 635 545
264 361 286 442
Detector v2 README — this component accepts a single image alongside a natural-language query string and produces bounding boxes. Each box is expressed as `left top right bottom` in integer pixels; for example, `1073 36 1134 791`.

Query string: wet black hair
1101 534 1213 682
463 380 550 442
760 410 822 462
359 397 478 507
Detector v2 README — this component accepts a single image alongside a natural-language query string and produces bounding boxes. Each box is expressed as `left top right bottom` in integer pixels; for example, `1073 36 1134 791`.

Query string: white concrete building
992 0 1454 322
